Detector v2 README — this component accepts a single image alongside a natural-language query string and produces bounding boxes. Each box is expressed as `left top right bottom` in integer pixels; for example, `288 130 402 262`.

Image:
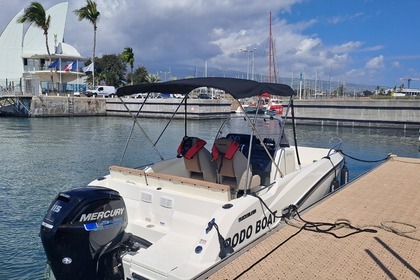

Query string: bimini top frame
116 77 294 99
117 77 300 180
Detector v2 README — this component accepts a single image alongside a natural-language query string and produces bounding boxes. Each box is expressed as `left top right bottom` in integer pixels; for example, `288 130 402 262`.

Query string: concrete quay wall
17 96 420 130
29 96 106 117
106 98 232 119
26 96 231 119
292 99 420 130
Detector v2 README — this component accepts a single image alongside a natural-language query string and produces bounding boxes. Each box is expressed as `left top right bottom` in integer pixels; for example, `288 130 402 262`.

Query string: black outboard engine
40 186 128 280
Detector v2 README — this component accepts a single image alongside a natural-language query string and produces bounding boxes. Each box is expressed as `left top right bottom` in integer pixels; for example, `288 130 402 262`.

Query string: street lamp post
219 67 230 78
240 48 257 80
240 48 250 79
159 71 171 82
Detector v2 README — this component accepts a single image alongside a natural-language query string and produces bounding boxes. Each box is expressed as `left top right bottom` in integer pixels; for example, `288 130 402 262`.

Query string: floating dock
205 156 420 279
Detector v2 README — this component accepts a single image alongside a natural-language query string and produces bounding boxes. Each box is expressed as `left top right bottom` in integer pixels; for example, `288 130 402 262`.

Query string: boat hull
87 148 344 279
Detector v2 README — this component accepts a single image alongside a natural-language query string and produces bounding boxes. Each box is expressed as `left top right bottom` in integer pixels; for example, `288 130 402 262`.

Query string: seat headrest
214 138 234 153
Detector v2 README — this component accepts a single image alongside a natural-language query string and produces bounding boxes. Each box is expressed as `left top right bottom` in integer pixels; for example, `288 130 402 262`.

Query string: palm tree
145 74 161 84
121 47 135 85
18 2 53 91
74 0 100 88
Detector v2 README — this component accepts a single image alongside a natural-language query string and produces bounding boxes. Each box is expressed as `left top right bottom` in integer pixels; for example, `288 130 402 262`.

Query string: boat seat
212 138 259 191
177 136 217 182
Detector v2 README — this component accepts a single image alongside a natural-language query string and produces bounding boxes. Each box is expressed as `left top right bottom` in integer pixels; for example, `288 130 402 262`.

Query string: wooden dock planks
207 156 420 279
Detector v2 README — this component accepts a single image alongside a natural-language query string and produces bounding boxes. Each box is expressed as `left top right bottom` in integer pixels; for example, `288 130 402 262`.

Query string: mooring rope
339 150 391 163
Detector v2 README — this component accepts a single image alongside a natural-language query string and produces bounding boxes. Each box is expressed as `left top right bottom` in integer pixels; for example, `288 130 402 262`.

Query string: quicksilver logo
79 208 124 222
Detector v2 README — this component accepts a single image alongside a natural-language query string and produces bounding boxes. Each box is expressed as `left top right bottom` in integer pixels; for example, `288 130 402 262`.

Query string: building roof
27 42 86 61
0 9 24 81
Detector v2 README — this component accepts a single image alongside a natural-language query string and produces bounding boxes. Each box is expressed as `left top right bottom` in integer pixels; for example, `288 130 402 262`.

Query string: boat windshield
215 115 289 149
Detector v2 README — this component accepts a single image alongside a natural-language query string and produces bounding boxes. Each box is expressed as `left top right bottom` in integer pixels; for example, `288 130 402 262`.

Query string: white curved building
0 2 88 94
0 9 24 86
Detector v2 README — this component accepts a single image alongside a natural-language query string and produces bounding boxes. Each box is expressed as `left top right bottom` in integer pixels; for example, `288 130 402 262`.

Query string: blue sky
282 0 420 88
2 0 420 88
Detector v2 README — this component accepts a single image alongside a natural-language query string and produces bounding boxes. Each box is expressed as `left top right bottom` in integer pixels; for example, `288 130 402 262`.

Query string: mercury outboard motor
40 186 128 280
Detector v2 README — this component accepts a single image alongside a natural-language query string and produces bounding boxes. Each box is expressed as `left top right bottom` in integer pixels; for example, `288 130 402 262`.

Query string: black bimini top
116 77 294 100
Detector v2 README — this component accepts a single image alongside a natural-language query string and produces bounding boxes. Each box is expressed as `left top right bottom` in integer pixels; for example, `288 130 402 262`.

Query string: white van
86 86 116 97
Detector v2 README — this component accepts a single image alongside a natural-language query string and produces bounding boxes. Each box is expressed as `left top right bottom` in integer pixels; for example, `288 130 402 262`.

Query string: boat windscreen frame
214 109 292 194
118 93 190 165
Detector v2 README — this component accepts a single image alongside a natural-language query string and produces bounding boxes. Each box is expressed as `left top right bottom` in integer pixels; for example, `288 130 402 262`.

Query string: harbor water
0 116 419 279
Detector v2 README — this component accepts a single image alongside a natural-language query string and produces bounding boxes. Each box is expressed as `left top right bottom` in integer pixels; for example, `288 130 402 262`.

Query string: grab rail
327 137 343 156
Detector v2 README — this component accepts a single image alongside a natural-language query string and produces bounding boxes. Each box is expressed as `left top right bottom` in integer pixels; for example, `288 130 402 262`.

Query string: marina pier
206 156 420 279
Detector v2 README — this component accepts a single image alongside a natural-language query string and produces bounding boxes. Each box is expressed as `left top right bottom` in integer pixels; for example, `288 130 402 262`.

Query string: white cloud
331 41 364 53
297 38 322 53
391 61 400 68
328 12 364 25
1 0 399 85
365 55 385 69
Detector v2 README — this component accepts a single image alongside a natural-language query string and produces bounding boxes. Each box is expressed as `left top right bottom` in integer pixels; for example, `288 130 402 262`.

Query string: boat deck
206 156 420 279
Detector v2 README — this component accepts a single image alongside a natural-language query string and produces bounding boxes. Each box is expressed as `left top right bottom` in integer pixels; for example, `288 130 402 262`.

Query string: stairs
0 96 31 116
68 97 74 116
0 97 14 108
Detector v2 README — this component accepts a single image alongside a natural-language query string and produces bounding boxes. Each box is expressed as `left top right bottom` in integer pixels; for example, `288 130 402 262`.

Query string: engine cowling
40 186 128 280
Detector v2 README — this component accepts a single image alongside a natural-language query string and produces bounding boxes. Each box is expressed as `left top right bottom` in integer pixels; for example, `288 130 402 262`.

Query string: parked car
86 86 116 97
133 93 148 98
198 93 211 99
133 93 174 98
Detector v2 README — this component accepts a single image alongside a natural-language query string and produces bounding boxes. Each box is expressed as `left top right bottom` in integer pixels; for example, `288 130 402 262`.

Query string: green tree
363 90 373 96
145 74 161 83
120 47 135 85
18 2 51 63
334 84 345 97
131 66 150 84
378 87 385 95
74 0 100 87
18 2 53 90
95 54 126 87
381 88 386 95
398 84 404 92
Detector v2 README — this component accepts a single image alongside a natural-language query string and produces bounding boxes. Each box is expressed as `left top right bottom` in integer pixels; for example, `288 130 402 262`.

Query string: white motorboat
40 77 348 280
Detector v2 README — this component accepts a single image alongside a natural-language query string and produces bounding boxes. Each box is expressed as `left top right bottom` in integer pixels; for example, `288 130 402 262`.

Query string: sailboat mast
268 12 278 83
269 12 272 83
273 39 278 83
